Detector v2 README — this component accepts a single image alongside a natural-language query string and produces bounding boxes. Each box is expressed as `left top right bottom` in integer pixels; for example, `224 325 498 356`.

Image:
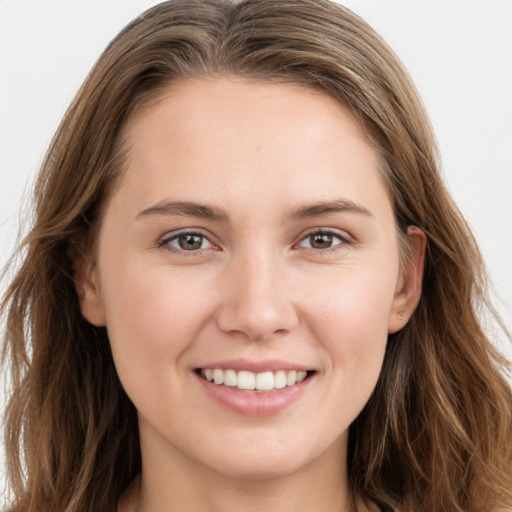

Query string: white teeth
274 370 287 389
213 369 224 384
296 371 307 383
200 368 311 391
286 370 297 386
224 369 237 387
256 371 274 391
237 370 256 390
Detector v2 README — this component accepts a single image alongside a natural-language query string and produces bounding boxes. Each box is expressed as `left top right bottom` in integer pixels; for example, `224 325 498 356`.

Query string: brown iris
178 234 203 250
309 233 335 249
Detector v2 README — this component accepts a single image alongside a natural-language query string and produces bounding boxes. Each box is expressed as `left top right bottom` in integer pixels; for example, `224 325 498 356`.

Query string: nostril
215 283 299 341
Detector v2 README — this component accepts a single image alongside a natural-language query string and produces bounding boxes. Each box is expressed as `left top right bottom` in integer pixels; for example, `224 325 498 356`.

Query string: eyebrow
289 199 372 220
135 198 372 222
136 200 229 222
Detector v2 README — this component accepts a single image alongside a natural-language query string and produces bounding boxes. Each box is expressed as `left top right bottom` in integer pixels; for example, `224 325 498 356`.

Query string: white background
1 0 511 500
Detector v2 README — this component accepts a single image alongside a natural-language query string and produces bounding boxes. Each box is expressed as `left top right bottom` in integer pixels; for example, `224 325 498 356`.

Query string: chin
205 454 307 481
193 431 328 482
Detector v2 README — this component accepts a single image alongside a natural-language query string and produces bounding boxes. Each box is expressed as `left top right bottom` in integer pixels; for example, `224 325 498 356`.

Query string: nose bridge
217 244 298 341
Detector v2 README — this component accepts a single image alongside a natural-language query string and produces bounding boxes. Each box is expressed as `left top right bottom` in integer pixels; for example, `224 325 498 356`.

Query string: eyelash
157 228 351 256
158 230 215 256
296 229 351 253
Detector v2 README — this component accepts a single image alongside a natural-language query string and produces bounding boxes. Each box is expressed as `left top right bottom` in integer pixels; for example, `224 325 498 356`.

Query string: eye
160 231 213 252
298 230 347 250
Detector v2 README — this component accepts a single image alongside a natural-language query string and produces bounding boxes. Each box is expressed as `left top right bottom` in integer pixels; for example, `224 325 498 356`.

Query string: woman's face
78 78 423 480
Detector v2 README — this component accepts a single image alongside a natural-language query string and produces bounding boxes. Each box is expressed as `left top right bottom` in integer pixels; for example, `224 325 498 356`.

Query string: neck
121 473 359 512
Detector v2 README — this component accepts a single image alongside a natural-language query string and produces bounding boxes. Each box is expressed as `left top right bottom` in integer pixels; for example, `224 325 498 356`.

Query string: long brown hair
2 1 511 511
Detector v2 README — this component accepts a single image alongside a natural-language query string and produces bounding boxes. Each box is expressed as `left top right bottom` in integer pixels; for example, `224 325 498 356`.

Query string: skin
76 77 425 512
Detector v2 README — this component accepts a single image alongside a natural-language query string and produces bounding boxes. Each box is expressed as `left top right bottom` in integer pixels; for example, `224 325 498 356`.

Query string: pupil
311 234 332 249
179 234 202 250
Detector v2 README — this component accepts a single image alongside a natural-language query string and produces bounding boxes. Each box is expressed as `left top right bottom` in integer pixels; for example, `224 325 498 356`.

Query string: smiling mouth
197 368 315 392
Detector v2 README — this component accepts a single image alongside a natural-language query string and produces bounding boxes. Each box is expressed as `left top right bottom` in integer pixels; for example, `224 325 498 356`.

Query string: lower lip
195 372 313 416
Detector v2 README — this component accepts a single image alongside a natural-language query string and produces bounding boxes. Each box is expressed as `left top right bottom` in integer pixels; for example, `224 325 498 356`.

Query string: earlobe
72 256 106 327
388 226 426 334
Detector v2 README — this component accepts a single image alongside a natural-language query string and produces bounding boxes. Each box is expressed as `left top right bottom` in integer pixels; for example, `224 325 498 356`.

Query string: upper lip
196 358 313 373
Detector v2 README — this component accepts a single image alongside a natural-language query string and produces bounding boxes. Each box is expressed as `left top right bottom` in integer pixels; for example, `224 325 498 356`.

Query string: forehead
113 77 391 221
124 77 369 151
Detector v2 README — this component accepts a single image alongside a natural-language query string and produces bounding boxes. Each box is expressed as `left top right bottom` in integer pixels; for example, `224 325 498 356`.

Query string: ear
72 255 106 327
388 226 426 334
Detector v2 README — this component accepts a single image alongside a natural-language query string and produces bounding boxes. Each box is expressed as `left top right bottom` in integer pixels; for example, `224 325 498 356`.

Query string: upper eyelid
296 227 352 242
293 228 354 254
158 229 218 252
160 227 214 242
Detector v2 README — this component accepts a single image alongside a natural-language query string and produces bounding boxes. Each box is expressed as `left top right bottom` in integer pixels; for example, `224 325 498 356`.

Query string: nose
216 251 299 342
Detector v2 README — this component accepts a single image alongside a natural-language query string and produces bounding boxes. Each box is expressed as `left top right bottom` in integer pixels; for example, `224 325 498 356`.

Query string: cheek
99 257 217 391
303 262 396 386
305 257 397 333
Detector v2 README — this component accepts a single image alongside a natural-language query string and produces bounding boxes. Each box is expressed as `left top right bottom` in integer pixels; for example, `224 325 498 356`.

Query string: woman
2 1 511 511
